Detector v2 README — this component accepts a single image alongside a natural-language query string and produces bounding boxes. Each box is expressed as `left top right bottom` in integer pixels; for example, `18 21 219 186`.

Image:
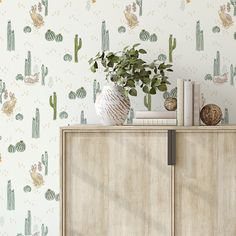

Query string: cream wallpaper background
0 0 236 235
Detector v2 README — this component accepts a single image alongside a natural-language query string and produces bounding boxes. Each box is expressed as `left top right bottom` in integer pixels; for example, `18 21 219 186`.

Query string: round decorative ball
200 104 222 126
164 98 177 111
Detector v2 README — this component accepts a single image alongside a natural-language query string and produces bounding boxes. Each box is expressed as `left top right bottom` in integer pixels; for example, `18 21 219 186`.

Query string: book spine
177 79 184 126
133 119 176 125
193 83 200 126
184 80 193 126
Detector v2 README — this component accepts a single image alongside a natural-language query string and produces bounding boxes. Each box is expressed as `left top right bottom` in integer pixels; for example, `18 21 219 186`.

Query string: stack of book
133 111 177 125
177 79 200 126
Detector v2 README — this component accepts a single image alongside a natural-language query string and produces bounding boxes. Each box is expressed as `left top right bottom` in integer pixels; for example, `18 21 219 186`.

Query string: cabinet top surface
61 124 236 132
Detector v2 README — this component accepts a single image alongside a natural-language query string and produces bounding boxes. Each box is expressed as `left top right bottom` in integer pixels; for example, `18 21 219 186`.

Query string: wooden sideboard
60 125 236 236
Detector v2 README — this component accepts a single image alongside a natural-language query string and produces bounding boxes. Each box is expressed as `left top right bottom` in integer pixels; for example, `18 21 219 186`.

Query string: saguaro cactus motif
7 180 15 210
41 224 48 236
24 210 31 235
42 0 48 16
74 34 82 63
230 64 236 85
93 79 101 103
196 21 204 51
0 80 6 104
32 108 40 139
144 94 151 111
127 108 134 124
41 64 48 85
136 0 143 16
7 21 15 51
101 21 109 51
80 110 87 124
49 92 57 120
213 51 220 76
25 51 32 76
41 151 48 175
231 0 236 16
168 34 176 63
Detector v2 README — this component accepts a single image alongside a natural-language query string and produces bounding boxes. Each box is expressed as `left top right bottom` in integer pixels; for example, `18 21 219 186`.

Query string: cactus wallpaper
0 0 236 235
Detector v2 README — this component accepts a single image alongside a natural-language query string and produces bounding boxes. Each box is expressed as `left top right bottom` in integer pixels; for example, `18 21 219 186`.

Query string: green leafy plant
89 44 173 96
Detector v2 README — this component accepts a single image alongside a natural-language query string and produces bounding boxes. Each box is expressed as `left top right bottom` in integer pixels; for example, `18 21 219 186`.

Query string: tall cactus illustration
224 108 229 124
25 51 31 76
127 108 134 124
93 79 101 103
41 224 48 236
42 0 48 16
49 92 57 120
7 21 15 51
80 110 87 124
168 34 176 63
196 21 204 51
231 0 236 16
7 180 15 211
144 94 151 111
0 80 6 104
74 34 82 63
24 210 31 235
230 64 236 85
41 64 48 85
213 51 220 76
101 21 109 51
32 108 40 139
136 0 143 16
41 151 48 176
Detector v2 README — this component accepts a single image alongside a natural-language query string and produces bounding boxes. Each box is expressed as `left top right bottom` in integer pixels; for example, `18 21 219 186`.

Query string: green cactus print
25 51 31 77
118 26 126 33
80 110 87 124
74 34 82 63
15 74 24 81
41 64 48 85
76 87 87 99
158 53 167 62
23 185 31 193
15 113 24 121
24 210 31 235
196 21 204 51
59 111 68 119
15 141 26 152
139 29 150 41
41 224 48 236
212 26 220 33
0 79 6 104
7 180 15 210
42 0 48 16
63 54 72 62
55 33 63 42
49 92 57 120
41 151 48 176
101 21 109 51
150 33 157 42
68 91 76 99
7 21 15 51
23 26 31 33
144 94 151 111
45 189 55 200
45 30 55 41
8 145 16 153
169 34 176 63
213 51 220 76
32 108 40 138
230 64 236 85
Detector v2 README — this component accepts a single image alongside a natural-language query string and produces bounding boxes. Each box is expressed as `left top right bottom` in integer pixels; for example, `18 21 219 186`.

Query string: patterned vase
95 85 131 125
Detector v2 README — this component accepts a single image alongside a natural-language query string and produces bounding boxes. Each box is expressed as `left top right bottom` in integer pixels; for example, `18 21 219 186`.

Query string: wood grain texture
174 132 236 236
62 131 172 236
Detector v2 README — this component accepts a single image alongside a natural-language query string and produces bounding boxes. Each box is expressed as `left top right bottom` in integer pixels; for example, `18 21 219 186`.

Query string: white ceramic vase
95 85 131 125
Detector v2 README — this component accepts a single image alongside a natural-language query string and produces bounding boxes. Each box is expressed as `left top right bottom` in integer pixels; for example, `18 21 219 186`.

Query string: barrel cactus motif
68 91 76 99
63 54 72 62
55 33 63 42
55 193 60 201
212 26 220 33
158 53 167 62
23 26 32 33
15 113 24 121
15 141 26 152
45 30 56 41
45 189 56 200
16 74 24 81
139 29 150 41
76 87 87 99
150 33 157 42
23 185 31 193
8 145 16 153
118 26 126 33
59 111 68 119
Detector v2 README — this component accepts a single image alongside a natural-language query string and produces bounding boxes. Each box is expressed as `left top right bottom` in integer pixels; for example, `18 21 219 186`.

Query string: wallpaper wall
0 0 236 235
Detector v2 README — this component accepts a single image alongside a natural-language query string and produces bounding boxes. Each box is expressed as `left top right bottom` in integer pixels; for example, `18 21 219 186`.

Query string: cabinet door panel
175 132 236 236
63 131 171 236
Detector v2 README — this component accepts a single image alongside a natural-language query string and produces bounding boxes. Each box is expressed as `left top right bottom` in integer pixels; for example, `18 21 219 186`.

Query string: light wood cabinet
61 126 236 236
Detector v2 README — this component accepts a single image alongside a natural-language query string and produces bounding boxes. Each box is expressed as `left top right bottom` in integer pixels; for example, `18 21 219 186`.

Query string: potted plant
89 44 173 125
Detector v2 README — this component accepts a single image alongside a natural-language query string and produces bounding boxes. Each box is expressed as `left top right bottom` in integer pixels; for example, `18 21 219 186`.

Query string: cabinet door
62 130 172 236
174 132 236 236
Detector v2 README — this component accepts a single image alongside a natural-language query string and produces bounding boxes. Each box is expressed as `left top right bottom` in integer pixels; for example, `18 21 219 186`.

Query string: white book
135 111 176 119
133 119 177 126
193 83 200 126
184 80 193 126
177 79 184 126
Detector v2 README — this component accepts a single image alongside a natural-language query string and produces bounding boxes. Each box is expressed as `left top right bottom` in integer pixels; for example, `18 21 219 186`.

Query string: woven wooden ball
200 104 222 126
164 98 177 111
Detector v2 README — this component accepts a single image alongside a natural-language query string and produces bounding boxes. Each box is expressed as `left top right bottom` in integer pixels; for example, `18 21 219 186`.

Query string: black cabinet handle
168 130 176 165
